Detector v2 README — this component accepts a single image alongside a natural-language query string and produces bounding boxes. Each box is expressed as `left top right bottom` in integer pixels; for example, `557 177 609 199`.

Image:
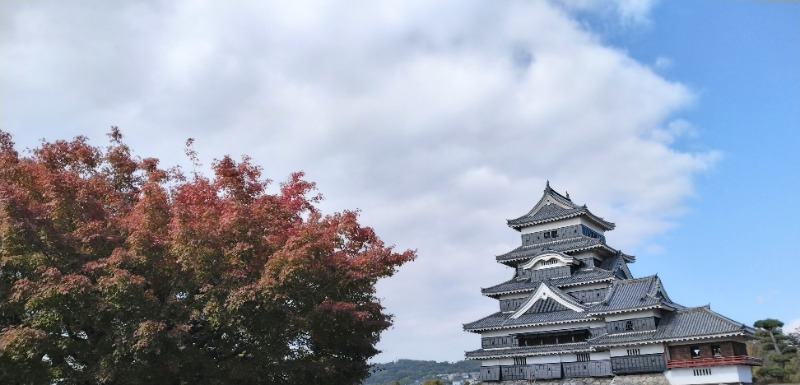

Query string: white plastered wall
610 343 664 357
664 365 753 385
524 354 582 364
480 358 513 367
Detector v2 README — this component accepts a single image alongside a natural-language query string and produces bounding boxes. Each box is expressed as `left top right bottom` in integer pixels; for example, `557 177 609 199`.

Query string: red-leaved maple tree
0 128 415 385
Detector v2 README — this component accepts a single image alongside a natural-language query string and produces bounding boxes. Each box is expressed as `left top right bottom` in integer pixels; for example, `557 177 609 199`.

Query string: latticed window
514 357 526 365
577 353 590 362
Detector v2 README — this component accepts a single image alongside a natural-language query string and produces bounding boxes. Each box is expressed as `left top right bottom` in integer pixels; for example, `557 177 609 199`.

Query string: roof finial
565 191 570 200
546 179 550 190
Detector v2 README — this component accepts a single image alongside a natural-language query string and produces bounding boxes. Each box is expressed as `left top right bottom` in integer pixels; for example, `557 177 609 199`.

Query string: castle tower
463 183 761 384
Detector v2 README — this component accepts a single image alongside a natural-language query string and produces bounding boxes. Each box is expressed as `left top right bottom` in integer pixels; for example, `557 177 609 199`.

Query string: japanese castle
464 183 761 385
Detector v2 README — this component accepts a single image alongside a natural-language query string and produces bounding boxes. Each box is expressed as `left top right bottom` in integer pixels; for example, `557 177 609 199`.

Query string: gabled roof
653 306 755 341
507 182 615 231
511 282 585 318
587 275 676 315
463 310 597 332
481 267 617 297
525 297 572 313
599 252 635 279
467 283 592 332
496 236 613 264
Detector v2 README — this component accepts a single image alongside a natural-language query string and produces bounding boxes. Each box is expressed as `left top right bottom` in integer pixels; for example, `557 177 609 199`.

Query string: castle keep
463 183 761 385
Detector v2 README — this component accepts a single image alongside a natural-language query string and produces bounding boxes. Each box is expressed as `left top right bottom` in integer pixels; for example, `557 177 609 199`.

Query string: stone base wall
496 373 670 385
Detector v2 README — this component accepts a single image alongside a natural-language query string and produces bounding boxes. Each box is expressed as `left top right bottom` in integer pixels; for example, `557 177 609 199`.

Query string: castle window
551 230 558 238
711 345 722 357
544 232 550 239
690 346 701 358
625 320 633 331
693 368 711 376
626 348 640 356
577 353 590 362
514 357 526 365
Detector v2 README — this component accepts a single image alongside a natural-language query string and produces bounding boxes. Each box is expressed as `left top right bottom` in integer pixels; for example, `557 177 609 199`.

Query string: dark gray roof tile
464 310 596 331
653 306 754 340
466 342 591 358
496 237 609 262
549 269 616 287
587 275 674 314
527 297 570 313
507 185 615 230
482 268 616 296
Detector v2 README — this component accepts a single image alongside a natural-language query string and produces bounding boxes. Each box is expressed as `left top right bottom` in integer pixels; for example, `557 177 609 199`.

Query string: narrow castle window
625 320 633 331
711 345 722 357
690 346 701 358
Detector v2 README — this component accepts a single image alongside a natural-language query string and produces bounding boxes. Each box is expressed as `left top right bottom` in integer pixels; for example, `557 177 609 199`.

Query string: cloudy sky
2 0 798 363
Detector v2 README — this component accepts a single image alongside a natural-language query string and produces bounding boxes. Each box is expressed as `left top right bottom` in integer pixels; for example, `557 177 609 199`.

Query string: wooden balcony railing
667 355 763 368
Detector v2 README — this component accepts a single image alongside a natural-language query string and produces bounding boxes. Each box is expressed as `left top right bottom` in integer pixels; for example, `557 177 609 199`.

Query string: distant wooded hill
364 359 481 385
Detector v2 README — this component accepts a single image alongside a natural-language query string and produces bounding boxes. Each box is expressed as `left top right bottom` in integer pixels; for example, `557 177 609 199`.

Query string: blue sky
1 0 798 362
606 1 800 335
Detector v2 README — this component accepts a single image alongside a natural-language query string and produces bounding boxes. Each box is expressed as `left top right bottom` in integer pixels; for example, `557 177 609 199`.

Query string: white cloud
1 0 714 362
786 318 800 334
555 0 660 25
655 56 674 71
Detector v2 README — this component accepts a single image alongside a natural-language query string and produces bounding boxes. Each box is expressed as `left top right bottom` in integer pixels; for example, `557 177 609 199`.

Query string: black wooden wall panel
479 366 501 381
610 353 666 374
606 317 657 333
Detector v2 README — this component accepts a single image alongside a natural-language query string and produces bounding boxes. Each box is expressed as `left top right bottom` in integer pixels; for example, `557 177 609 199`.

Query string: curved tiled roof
549 268 617 287
653 306 754 340
587 275 675 315
496 236 610 263
481 268 616 296
506 184 615 231
464 310 598 332
526 297 572 313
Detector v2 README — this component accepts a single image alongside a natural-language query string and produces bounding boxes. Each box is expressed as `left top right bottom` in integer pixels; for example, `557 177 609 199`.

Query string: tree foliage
753 318 799 383
364 359 480 385
0 129 415 385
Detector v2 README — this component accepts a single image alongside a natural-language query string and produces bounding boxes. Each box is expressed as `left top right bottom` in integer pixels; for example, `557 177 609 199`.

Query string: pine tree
753 318 798 383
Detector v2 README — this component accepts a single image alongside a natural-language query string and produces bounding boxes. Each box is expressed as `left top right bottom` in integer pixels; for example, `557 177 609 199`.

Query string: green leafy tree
0 129 415 385
422 379 444 385
753 318 798 383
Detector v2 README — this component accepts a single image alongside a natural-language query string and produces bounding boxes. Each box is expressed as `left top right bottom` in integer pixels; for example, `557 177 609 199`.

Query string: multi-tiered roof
463 183 757 382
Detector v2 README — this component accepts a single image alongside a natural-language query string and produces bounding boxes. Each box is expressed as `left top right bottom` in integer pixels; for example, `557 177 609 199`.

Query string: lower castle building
463 184 761 385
